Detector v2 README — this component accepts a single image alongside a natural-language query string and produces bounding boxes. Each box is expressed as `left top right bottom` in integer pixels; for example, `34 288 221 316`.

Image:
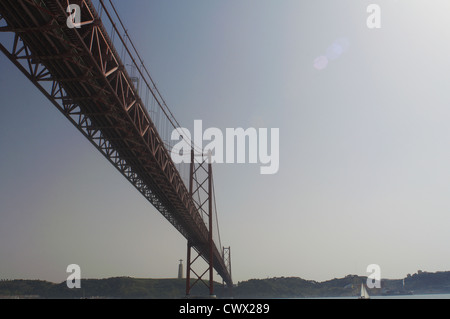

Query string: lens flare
314 37 350 71
313 56 329 70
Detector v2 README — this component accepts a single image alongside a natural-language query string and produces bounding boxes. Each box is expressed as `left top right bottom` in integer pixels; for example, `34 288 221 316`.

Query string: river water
372 294 450 299
311 294 450 299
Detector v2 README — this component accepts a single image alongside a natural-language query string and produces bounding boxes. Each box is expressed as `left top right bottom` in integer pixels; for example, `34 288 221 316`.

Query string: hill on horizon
1 270 450 299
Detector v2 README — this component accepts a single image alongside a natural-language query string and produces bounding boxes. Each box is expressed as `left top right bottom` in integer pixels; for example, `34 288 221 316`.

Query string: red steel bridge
0 0 232 296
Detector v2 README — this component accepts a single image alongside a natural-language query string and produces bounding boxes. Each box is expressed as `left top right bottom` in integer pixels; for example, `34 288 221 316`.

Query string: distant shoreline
1 270 450 299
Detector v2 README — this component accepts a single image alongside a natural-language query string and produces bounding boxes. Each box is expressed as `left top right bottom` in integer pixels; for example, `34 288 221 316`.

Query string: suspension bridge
0 0 232 297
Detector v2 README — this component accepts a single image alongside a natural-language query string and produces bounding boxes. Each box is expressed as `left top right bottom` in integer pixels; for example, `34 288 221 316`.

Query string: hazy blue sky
2 0 450 284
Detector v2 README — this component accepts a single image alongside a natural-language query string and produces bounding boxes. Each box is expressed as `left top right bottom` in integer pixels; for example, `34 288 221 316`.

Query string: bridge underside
0 0 232 289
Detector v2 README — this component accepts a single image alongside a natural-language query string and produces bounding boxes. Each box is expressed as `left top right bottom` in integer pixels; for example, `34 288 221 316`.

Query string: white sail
360 284 370 299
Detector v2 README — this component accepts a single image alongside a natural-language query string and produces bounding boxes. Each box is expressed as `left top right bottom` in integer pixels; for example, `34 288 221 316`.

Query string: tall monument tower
178 260 183 279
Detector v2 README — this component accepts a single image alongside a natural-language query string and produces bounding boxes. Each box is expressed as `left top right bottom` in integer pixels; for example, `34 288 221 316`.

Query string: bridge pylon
185 149 215 297
222 246 233 297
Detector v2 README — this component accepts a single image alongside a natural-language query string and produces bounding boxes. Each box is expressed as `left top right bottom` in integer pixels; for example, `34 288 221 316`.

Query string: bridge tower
185 150 216 297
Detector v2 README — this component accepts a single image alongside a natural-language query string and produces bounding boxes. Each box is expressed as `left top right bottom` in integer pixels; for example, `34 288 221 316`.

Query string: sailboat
359 283 370 299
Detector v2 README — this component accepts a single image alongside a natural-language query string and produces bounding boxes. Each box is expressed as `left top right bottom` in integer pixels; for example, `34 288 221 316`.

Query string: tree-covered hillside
1 270 450 299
